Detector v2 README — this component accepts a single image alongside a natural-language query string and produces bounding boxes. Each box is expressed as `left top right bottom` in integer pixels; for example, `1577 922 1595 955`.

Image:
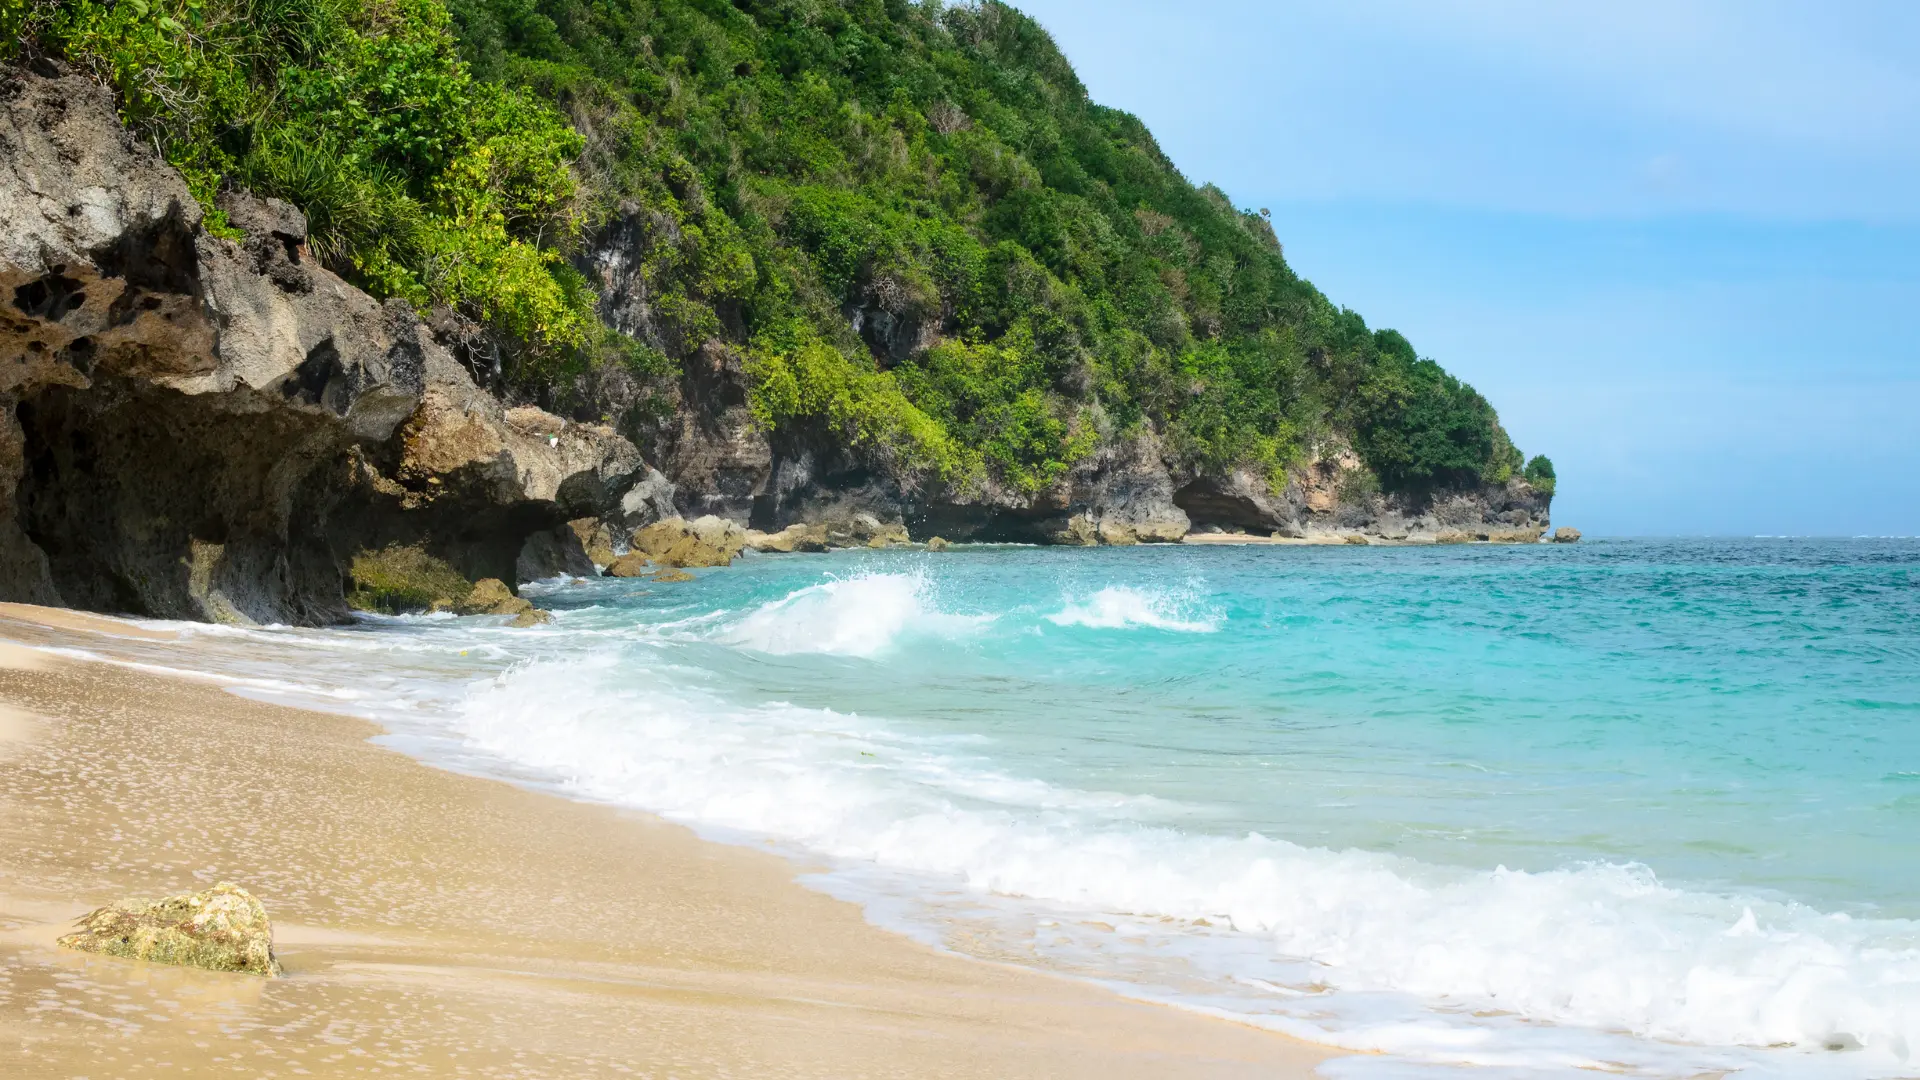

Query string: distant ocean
103 538 1920 1079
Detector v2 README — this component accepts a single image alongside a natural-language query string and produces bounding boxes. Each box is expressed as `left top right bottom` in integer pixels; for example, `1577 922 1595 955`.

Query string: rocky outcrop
58 882 281 976
0 63 1559 630
0 65 659 623
630 515 748 567
0 68 423 621
1175 446 1551 543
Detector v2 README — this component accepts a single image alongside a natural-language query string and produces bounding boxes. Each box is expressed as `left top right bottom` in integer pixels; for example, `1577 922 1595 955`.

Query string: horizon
1012 0 1920 537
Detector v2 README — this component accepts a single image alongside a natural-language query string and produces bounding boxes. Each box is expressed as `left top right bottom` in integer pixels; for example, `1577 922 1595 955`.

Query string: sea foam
721 572 991 657
107 542 1920 1080
1045 585 1221 632
437 648 1920 1079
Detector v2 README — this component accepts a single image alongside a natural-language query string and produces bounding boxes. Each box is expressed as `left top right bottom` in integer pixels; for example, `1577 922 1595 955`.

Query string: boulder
459 578 552 626
57 882 281 976
649 567 695 583
926 536 949 552
744 524 829 553
1553 527 1583 544
605 553 653 578
631 516 746 567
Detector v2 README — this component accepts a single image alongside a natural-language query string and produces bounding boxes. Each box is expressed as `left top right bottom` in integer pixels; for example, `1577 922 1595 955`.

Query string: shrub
12 0 1531 497
1524 454 1557 495
19 0 594 374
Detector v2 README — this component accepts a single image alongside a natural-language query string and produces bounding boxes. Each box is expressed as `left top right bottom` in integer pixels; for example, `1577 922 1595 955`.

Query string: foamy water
80 541 1920 1079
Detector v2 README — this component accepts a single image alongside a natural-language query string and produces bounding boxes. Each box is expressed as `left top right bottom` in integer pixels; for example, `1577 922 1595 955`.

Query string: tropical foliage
6 0 1540 495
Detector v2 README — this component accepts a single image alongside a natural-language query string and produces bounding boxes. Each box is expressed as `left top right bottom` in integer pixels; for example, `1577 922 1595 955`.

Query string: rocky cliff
0 63 1549 626
0 66 650 623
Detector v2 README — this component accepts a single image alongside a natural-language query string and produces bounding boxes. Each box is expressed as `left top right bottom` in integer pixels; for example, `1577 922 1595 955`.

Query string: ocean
82 538 1920 1079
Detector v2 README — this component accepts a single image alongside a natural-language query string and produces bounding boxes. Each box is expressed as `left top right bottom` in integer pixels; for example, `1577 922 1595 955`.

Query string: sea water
83 539 1920 1078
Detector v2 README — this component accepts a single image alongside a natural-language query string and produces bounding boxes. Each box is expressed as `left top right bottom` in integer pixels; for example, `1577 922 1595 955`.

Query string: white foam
72 581 1920 1080
432 651 1920 1079
721 572 991 657
1046 585 1221 633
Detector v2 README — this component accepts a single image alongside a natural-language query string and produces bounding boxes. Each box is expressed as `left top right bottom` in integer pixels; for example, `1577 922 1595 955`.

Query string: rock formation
0 62 1559 628
0 65 655 623
57 882 281 976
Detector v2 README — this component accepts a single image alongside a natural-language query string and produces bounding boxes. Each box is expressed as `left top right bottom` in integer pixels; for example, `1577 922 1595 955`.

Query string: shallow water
94 538 1920 1078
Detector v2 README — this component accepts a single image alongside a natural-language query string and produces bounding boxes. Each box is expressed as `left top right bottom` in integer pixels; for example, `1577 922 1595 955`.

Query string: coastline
0 603 1331 1078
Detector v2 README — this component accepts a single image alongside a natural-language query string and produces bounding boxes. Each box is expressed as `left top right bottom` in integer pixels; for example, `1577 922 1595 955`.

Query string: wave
439 652 1920 1078
1045 585 1221 633
720 572 992 657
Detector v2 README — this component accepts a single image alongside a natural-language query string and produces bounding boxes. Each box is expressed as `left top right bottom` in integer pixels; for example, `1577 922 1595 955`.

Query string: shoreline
0 602 1331 1078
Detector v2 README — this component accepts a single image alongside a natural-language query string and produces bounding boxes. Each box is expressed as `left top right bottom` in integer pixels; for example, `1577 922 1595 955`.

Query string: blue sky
1011 0 1920 535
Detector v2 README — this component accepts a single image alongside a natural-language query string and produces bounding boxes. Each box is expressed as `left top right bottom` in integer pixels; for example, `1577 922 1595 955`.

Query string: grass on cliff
7 0 1538 497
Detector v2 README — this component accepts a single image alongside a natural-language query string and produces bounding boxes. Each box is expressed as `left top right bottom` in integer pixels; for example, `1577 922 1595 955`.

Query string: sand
0 604 1331 1078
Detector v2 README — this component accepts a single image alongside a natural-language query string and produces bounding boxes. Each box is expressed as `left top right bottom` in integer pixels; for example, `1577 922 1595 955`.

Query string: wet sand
0 604 1331 1078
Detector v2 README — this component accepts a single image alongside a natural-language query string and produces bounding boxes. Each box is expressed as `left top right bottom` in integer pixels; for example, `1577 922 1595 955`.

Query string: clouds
1015 0 1920 218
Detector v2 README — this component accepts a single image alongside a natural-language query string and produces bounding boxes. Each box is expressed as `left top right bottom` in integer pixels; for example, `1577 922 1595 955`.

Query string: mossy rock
605 553 653 578
458 578 552 625
347 545 472 614
648 567 695 583
926 536 949 552
57 882 281 976
746 524 829 553
460 577 517 613
1344 534 1370 545
630 517 742 568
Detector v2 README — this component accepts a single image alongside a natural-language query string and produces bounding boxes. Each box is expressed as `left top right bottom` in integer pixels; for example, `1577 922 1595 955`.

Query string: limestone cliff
0 66 650 622
0 63 1553 626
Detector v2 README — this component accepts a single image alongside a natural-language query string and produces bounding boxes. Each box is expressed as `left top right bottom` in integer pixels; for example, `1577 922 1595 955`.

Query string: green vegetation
1524 454 1557 496
344 543 472 613
7 0 1543 497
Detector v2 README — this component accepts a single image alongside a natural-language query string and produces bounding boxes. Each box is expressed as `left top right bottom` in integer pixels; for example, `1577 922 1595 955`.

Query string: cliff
0 0 1553 624
0 66 649 621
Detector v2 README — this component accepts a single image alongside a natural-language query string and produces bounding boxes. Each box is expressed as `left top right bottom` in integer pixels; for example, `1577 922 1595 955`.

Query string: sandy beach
0 603 1329 1078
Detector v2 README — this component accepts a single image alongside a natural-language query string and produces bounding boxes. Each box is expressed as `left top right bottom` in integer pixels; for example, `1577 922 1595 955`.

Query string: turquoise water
111 539 1920 1077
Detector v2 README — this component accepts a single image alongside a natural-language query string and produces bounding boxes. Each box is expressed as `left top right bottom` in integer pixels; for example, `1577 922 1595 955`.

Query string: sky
1011 0 1920 535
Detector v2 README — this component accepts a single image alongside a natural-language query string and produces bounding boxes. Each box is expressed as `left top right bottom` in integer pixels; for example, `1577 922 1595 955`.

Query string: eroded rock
460 577 552 626
0 64 665 623
605 552 652 578
744 523 829 553
631 516 746 568
57 882 281 976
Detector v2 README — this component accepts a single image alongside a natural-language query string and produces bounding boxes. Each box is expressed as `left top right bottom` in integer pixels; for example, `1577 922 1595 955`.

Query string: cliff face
0 67 652 623
0 64 1550 625
580 211 1548 548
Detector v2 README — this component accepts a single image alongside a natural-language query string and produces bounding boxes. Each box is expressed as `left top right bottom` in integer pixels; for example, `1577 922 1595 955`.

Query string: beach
0 602 1329 1078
